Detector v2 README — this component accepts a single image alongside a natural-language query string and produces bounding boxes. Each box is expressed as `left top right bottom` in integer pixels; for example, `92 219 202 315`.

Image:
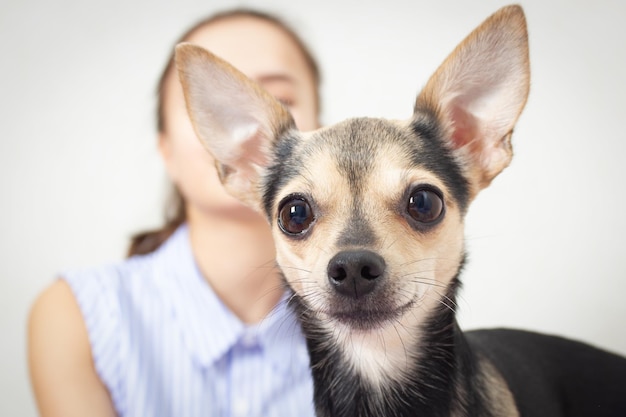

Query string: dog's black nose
327 250 386 299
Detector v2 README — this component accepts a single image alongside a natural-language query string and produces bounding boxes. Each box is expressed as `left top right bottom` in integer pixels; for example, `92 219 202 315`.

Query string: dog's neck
290 276 492 417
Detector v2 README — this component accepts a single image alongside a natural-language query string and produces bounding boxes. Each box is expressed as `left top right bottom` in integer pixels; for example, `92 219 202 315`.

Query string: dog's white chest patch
332 317 420 387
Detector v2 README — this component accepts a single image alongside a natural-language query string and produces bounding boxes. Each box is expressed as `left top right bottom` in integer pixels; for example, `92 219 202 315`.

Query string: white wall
2 0 625 415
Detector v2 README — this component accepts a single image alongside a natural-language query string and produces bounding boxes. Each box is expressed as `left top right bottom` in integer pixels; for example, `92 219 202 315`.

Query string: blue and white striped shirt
64 225 315 417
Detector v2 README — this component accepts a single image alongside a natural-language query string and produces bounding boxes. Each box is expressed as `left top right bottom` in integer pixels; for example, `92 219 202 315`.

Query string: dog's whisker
398 256 455 268
421 291 458 314
275 265 314 274
408 279 448 290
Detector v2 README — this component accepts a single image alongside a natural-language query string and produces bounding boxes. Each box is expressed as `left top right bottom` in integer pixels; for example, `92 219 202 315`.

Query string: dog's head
176 5 529 379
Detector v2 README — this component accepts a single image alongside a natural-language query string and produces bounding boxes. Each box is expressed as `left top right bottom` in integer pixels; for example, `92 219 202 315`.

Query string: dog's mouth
329 298 416 331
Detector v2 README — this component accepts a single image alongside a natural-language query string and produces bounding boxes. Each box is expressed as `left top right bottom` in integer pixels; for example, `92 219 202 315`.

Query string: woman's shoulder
28 280 91 349
28 228 191 415
28 247 169 416
28 279 119 416
28 280 99 376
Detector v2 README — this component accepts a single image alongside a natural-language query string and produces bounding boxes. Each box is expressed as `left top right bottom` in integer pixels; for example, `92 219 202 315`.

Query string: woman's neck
187 204 284 325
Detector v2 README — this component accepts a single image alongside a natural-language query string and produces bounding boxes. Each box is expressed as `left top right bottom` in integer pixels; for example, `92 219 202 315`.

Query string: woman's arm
28 280 117 417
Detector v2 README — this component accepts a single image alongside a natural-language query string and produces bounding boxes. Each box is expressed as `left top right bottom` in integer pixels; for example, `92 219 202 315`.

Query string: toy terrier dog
175 5 626 417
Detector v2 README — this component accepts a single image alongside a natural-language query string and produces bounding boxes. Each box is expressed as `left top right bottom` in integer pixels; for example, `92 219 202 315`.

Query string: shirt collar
156 225 309 373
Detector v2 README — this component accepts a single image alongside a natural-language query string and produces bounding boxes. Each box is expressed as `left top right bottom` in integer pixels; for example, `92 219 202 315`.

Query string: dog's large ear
415 5 530 198
175 43 295 211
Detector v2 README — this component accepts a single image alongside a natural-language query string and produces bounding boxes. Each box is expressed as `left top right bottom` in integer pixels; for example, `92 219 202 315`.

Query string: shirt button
240 332 258 349
233 398 250 416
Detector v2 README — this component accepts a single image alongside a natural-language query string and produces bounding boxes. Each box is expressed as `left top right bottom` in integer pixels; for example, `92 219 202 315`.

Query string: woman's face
160 16 319 220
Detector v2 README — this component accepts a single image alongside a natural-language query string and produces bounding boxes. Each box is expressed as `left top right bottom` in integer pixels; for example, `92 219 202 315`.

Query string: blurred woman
28 9 321 417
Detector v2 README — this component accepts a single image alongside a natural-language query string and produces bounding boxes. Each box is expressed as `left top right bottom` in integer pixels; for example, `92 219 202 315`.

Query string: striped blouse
64 225 315 417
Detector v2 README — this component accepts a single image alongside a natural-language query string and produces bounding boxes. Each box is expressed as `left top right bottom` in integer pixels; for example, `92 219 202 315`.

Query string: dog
175 5 626 416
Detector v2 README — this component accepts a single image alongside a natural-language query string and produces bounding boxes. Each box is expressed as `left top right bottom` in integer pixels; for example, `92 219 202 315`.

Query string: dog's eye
408 188 444 224
278 197 314 235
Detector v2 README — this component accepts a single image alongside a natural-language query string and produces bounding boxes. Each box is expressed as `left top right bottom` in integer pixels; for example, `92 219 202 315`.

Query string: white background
2 0 625 415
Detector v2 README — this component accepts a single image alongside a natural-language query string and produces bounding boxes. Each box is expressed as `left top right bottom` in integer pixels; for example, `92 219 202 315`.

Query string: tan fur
272 123 465 296
271 121 466 384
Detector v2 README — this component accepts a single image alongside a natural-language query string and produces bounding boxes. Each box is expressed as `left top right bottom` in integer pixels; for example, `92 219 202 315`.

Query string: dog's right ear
175 43 295 211
415 5 530 199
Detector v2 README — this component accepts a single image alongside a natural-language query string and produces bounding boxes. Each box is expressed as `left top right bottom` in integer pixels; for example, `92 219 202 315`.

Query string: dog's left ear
415 5 530 198
175 43 295 211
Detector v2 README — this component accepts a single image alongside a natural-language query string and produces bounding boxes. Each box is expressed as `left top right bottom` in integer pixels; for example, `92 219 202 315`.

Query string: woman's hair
127 8 321 257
